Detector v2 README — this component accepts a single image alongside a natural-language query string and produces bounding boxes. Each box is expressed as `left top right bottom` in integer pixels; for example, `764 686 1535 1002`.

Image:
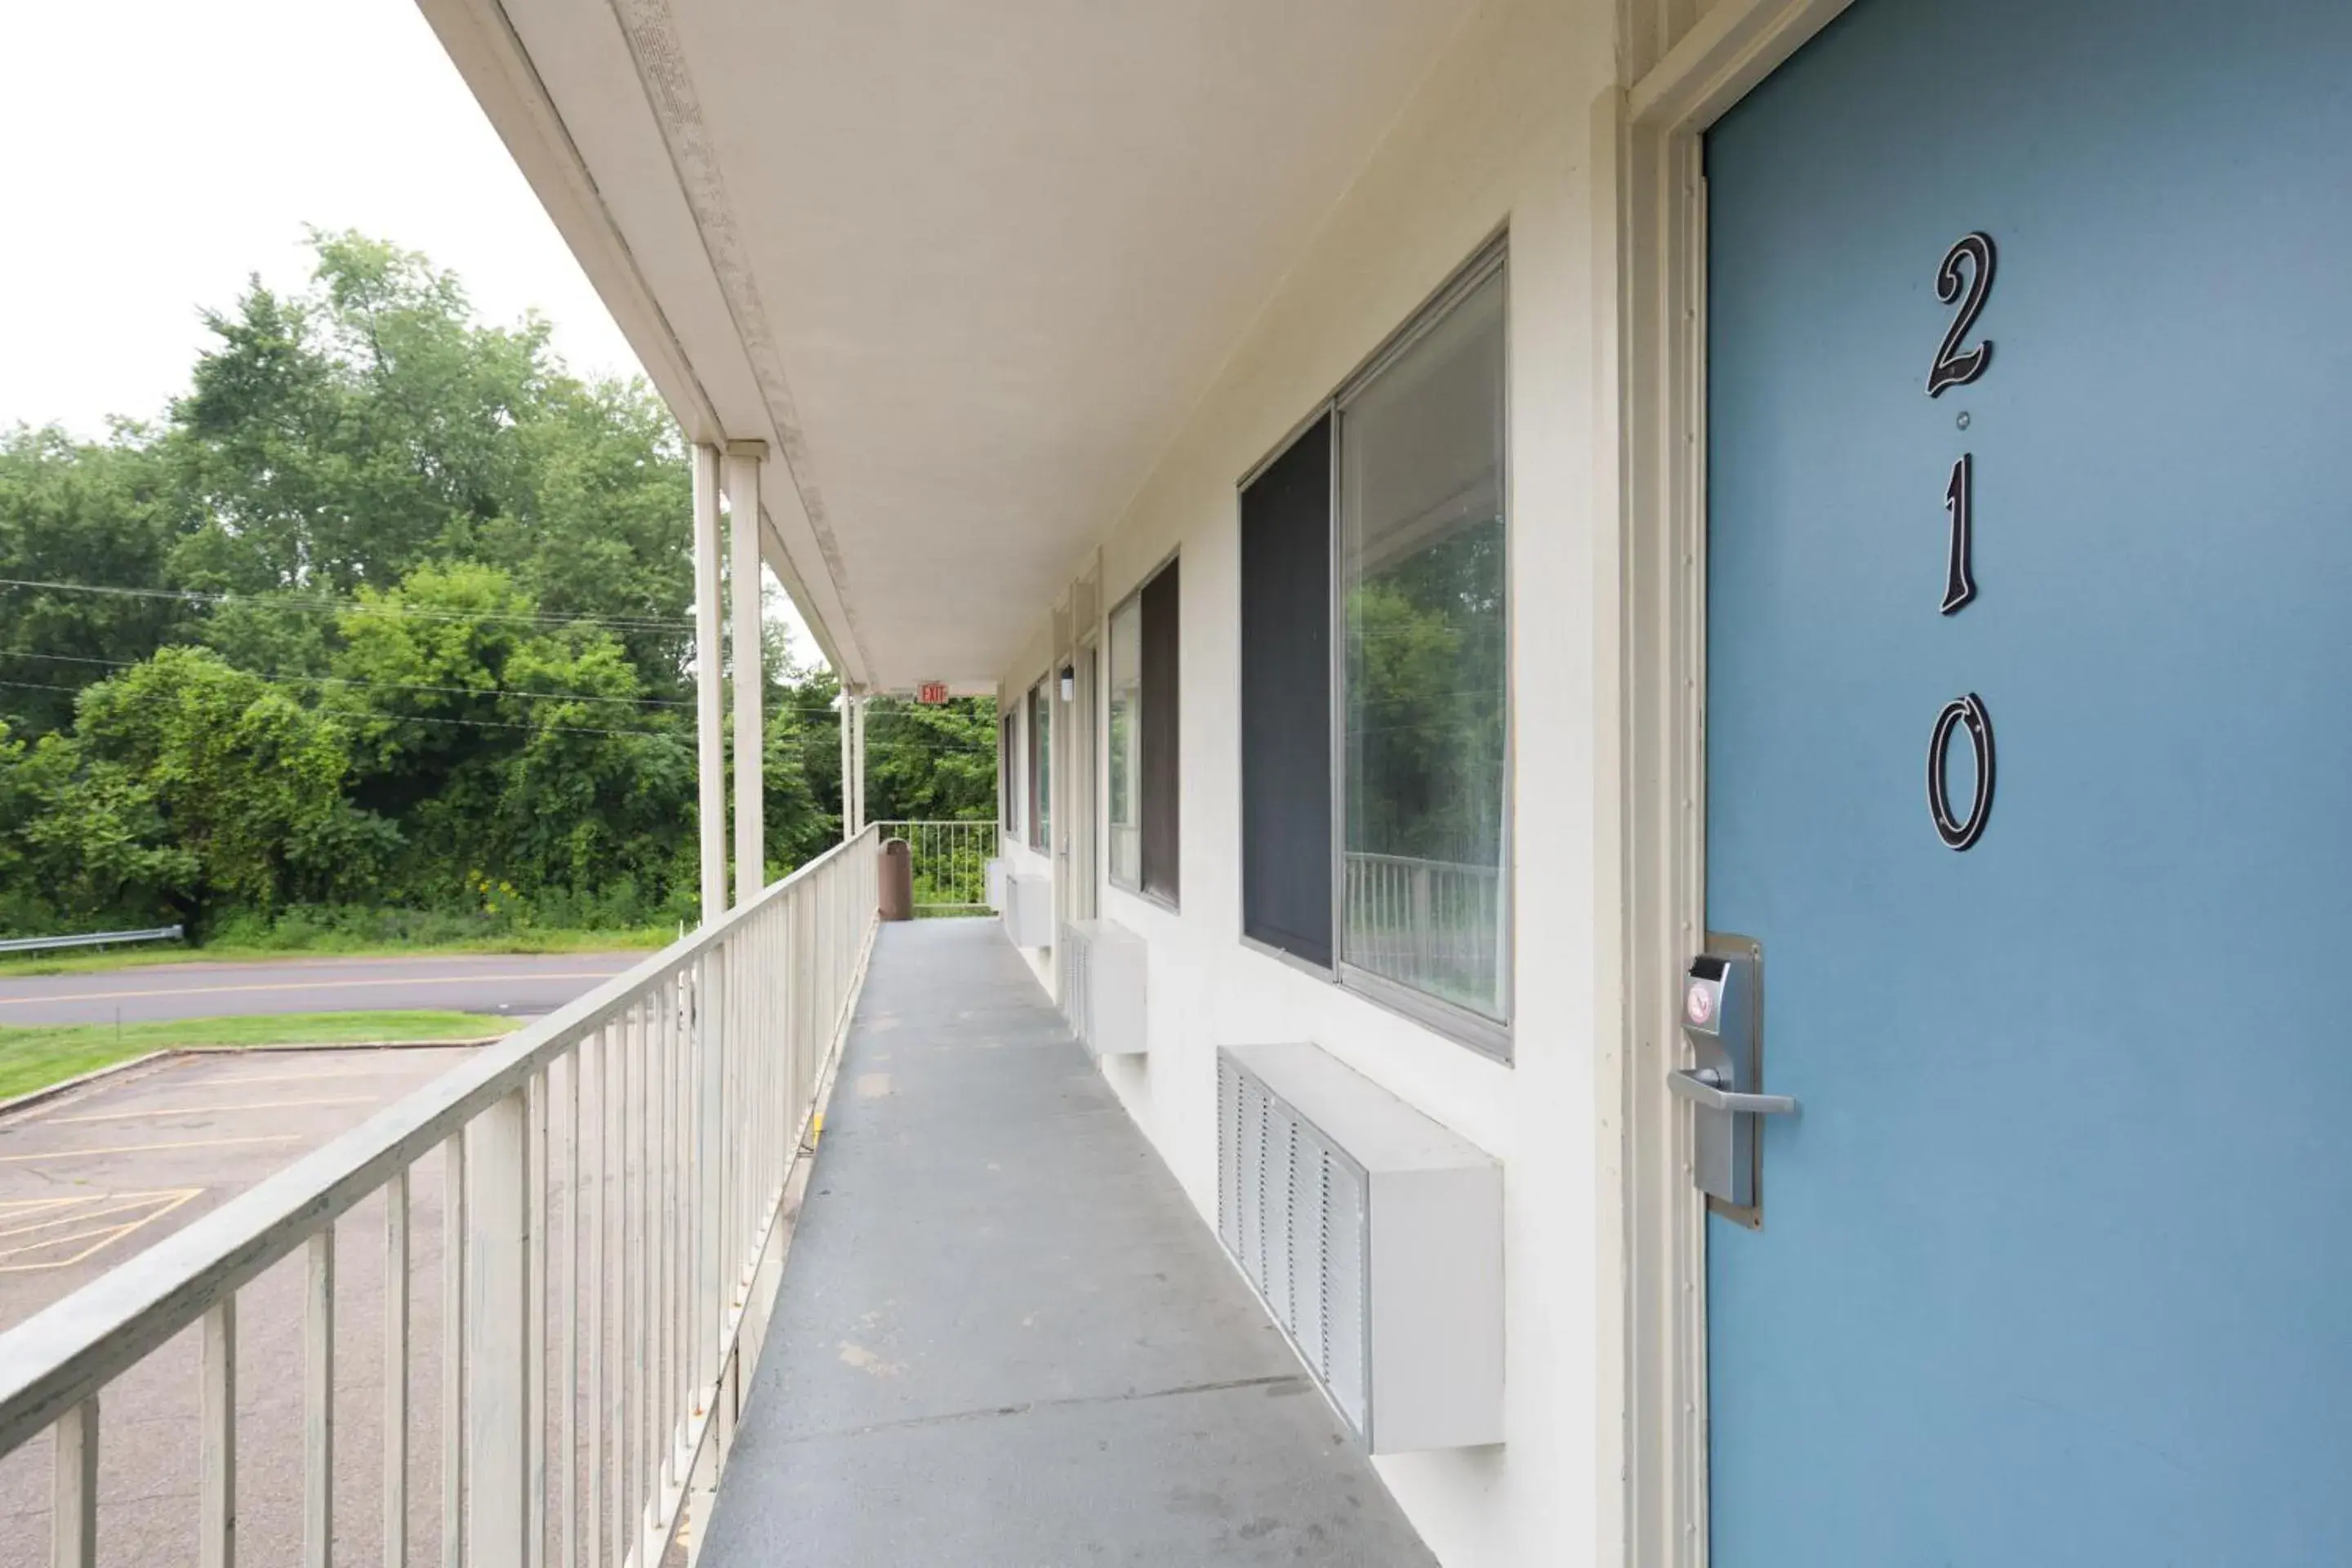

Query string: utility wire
7 650 696 709
0 576 695 635
0 678 680 741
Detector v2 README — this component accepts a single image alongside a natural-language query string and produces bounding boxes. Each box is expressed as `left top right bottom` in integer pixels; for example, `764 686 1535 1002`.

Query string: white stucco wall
998 0 1621 1561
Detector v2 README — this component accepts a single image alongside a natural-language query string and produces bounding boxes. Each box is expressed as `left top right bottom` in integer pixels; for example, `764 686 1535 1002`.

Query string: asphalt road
0 952 644 1026
0 1047 482 1568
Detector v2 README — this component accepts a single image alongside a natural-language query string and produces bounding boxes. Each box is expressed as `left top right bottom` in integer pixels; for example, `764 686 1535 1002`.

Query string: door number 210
1926 232 1995 850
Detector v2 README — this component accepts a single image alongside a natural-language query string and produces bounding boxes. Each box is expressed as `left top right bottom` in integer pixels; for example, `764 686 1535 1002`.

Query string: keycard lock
1669 934 1797 1223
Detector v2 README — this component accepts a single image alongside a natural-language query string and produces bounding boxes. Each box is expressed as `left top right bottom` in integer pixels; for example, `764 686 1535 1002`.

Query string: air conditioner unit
1000 871 1053 948
1062 920 1147 1058
1216 1043 1502 1453
985 857 1007 911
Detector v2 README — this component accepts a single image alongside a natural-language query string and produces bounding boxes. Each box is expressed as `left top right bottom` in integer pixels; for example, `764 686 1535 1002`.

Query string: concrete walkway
700 920 1435 1566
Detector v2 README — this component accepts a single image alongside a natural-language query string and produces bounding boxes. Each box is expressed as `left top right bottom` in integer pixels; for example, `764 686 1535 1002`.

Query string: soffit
487 0 1477 688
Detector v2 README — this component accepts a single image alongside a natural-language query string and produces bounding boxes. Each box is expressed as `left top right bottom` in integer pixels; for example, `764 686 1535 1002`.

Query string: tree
69 647 382 919
0 426 184 735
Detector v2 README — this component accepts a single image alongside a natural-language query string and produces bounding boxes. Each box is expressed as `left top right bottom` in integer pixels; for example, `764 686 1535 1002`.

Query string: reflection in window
1107 595 1142 889
1028 679 1051 853
1337 264 1508 1021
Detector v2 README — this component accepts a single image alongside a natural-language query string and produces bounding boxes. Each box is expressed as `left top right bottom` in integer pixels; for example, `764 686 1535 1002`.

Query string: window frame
1000 707 1018 836
1235 234 1514 1062
1106 550 1181 910
1027 677 1052 853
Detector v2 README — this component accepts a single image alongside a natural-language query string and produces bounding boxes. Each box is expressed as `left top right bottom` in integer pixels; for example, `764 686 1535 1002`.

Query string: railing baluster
465 1090 532 1566
385 1172 408 1568
306 1227 336 1568
441 1133 466 1568
203 1296 236 1568
560 1050 579 1568
604 1013 625 1566
528 1070 548 1568
657 984 678 1491
52 1394 97 1568
635 1001 653 1542
586 1030 605 1568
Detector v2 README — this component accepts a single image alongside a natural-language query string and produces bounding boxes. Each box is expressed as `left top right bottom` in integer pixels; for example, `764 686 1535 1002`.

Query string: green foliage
0 231 996 942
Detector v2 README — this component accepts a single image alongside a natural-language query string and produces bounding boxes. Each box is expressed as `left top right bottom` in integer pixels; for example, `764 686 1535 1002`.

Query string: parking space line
0 1189 203 1272
198 1063 479 1087
34 1097 377 1126
0 971 618 1007
0 1193 199 1241
0 1134 304 1164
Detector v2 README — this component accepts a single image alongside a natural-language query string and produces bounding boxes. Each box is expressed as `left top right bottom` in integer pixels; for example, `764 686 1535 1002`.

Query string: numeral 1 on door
1941 453 1978 614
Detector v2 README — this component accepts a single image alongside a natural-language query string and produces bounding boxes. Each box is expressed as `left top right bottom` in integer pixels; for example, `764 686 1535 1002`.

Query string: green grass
0 927 671 978
0 1010 519 1101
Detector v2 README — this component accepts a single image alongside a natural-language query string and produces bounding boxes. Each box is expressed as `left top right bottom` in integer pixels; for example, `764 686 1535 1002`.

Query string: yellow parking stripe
35 1096 376 1126
0 1189 203 1272
0 1134 303 1164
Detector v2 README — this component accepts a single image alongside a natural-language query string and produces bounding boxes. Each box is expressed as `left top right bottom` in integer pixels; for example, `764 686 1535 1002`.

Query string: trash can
880 837 915 921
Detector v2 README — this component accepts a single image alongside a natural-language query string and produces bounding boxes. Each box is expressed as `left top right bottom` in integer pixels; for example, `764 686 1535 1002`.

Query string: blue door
1704 0 2352 1561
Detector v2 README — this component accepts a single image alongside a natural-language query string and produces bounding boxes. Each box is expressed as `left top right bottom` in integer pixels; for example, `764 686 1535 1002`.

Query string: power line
0 679 679 742
7 651 695 710
0 577 695 635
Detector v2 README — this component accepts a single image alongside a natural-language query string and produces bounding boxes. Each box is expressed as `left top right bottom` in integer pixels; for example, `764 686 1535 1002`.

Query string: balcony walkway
699 919 1435 1566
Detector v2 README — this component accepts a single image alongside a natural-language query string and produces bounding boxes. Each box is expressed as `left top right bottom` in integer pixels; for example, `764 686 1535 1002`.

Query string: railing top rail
0 825 880 1459
1343 849 1504 877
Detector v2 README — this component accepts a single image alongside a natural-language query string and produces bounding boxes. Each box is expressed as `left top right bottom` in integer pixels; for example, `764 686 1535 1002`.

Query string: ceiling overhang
417 0 1478 691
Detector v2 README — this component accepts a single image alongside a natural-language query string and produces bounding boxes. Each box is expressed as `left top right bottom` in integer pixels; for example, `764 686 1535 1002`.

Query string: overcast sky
1 0 817 655
0 0 644 435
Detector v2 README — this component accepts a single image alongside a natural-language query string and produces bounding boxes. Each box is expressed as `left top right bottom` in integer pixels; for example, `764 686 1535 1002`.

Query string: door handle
1668 1067 1798 1117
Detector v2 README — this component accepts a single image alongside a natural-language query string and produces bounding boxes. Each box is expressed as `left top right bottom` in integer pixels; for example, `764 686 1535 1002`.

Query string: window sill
1108 878 1178 916
1232 937 1513 1066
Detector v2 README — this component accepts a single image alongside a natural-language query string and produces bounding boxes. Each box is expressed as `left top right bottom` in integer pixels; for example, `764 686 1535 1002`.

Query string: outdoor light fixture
1060 665 1076 702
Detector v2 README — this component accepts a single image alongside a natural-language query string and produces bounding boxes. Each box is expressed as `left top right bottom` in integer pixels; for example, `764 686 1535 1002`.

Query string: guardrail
0 826 882 1568
0 924 184 956
872 819 996 909
1343 849 1504 1011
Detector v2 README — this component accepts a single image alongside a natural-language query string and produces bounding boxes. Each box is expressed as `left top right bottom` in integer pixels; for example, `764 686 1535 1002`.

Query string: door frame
1603 3 1860 1566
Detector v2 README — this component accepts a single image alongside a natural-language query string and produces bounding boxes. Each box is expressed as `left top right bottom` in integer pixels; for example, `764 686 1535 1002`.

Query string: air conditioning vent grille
1215 1051 1370 1438
1214 1044 1499 1452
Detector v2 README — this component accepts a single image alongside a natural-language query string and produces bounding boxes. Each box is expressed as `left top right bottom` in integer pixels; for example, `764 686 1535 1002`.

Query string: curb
0 1035 510 1120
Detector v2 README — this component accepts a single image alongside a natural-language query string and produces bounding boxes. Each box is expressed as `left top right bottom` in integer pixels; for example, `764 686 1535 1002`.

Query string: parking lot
0 1046 479 1566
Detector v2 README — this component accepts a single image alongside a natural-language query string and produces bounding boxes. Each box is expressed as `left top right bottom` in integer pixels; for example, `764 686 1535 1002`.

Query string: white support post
839 695 853 842
724 442 767 906
850 696 867 836
465 1090 532 1568
693 443 728 928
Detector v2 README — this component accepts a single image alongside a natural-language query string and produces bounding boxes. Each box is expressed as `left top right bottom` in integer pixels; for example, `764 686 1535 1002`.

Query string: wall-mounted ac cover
1063 920 1147 1058
1001 871 1053 948
985 857 1007 911
1216 1043 1502 1453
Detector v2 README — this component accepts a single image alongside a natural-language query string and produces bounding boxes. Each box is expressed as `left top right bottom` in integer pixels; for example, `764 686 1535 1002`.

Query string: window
1108 557 1181 902
1238 243 1509 1053
1241 416 1333 966
1001 709 1018 834
1027 679 1052 852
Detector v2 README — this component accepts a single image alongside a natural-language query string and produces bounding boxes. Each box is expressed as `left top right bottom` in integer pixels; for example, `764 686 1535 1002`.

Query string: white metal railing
873 819 995 909
1341 849 1504 1013
0 826 882 1568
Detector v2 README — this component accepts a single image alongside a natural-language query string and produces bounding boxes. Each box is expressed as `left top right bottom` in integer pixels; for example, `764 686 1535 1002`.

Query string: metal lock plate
1671 933 1794 1226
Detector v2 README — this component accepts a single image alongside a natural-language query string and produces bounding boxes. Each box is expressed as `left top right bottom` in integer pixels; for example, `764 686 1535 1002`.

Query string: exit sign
916 681 949 704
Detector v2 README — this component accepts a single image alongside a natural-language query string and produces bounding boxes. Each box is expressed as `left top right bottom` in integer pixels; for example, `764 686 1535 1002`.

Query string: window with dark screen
1240 415 1334 968
1232 238 1510 1058
1109 557 1181 904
